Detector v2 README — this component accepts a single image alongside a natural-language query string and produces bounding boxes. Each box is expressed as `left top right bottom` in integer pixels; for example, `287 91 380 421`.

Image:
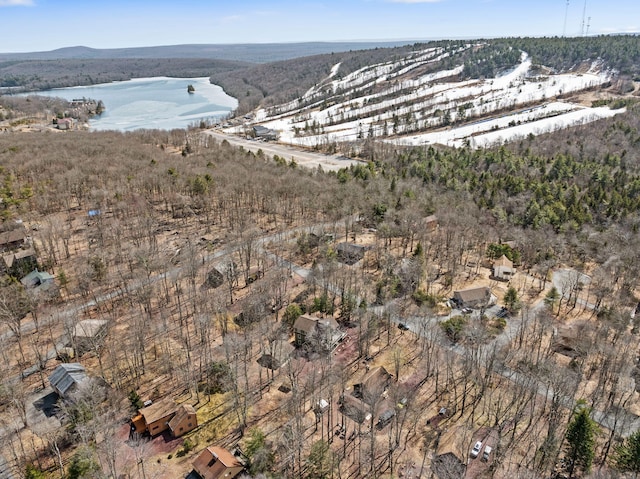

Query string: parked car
471 441 483 458
482 445 492 461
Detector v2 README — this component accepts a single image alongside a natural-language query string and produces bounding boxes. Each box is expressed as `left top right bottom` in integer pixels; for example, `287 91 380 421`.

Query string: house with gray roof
48 363 89 398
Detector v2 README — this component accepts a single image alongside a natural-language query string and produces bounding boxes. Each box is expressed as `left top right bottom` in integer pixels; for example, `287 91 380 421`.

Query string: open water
28 76 237 131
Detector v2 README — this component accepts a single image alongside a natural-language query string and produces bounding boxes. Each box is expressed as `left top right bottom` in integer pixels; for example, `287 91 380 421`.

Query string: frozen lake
27 76 237 131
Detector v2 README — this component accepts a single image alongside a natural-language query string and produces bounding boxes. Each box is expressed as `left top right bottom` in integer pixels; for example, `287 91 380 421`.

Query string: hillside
0 41 415 63
227 36 639 145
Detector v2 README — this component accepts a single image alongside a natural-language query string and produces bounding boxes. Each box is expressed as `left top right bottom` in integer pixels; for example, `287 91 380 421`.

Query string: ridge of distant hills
0 41 415 64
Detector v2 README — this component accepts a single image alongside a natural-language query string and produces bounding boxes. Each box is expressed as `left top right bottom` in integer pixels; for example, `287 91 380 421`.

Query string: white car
470 441 482 458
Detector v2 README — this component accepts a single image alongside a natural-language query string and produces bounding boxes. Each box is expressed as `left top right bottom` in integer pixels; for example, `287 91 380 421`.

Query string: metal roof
48 363 88 397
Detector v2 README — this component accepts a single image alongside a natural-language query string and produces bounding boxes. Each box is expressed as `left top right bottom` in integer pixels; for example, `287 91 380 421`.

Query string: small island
187 84 195 94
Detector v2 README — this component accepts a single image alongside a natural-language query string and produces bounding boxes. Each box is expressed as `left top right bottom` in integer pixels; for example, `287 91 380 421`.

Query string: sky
0 0 638 53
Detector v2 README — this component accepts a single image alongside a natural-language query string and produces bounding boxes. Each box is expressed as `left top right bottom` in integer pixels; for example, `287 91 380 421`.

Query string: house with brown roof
3 248 37 277
0 226 27 253
492 255 515 281
72 319 108 355
353 366 393 406
168 404 198 438
432 426 467 479
336 242 369 265
131 398 198 438
192 446 244 479
293 314 345 352
453 286 496 309
425 214 438 232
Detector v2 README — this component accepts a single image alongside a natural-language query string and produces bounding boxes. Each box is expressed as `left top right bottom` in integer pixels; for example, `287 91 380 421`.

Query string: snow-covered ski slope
232 45 624 149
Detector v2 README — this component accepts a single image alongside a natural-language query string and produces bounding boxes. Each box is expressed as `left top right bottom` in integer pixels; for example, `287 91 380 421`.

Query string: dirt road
204 130 364 172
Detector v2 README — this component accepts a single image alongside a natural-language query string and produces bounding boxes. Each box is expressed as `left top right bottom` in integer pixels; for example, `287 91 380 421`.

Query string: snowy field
230 46 624 150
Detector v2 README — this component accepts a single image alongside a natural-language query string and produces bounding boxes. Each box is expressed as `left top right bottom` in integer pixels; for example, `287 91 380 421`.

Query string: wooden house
131 398 198 438
0 226 27 253
192 446 244 479
168 404 198 437
293 314 344 351
131 398 178 436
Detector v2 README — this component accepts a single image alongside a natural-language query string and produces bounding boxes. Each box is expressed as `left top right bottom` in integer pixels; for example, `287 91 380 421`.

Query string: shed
48 363 89 398
192 446 244 479
168 404 198 437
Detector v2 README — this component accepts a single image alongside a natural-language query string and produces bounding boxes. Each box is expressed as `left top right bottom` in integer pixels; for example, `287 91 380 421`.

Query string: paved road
204 130 365 172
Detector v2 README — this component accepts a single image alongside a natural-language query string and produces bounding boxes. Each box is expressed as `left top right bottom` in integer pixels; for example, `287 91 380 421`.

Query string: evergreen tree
307 440 333 479
503 286 520 313
612 429 640 476
563 402 598 479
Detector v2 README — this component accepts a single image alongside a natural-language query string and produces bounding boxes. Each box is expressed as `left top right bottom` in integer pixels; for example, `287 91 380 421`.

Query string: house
293 314 345 351
48 363 89 398
338 392 369 423
492 255 515 281
336 242 369 265
20 268 58 300
432 426 467 479
56 118 73 130
257 339 295 370
72 319 108 354
425 214 438 232
20 269 54 289
453 286 496 309
0 226 27 253
168 404 198 438
131 397 178 436
3 248 37 277
353 366 393 406
192 446 244 479
131 398 198 438
252 125 278 141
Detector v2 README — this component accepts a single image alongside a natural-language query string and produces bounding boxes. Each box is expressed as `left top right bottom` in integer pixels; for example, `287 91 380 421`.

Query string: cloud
0 0 34 5
388 0 443 3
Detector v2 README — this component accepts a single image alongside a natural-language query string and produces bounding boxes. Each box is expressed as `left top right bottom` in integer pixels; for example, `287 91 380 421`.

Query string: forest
0 36 640 479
